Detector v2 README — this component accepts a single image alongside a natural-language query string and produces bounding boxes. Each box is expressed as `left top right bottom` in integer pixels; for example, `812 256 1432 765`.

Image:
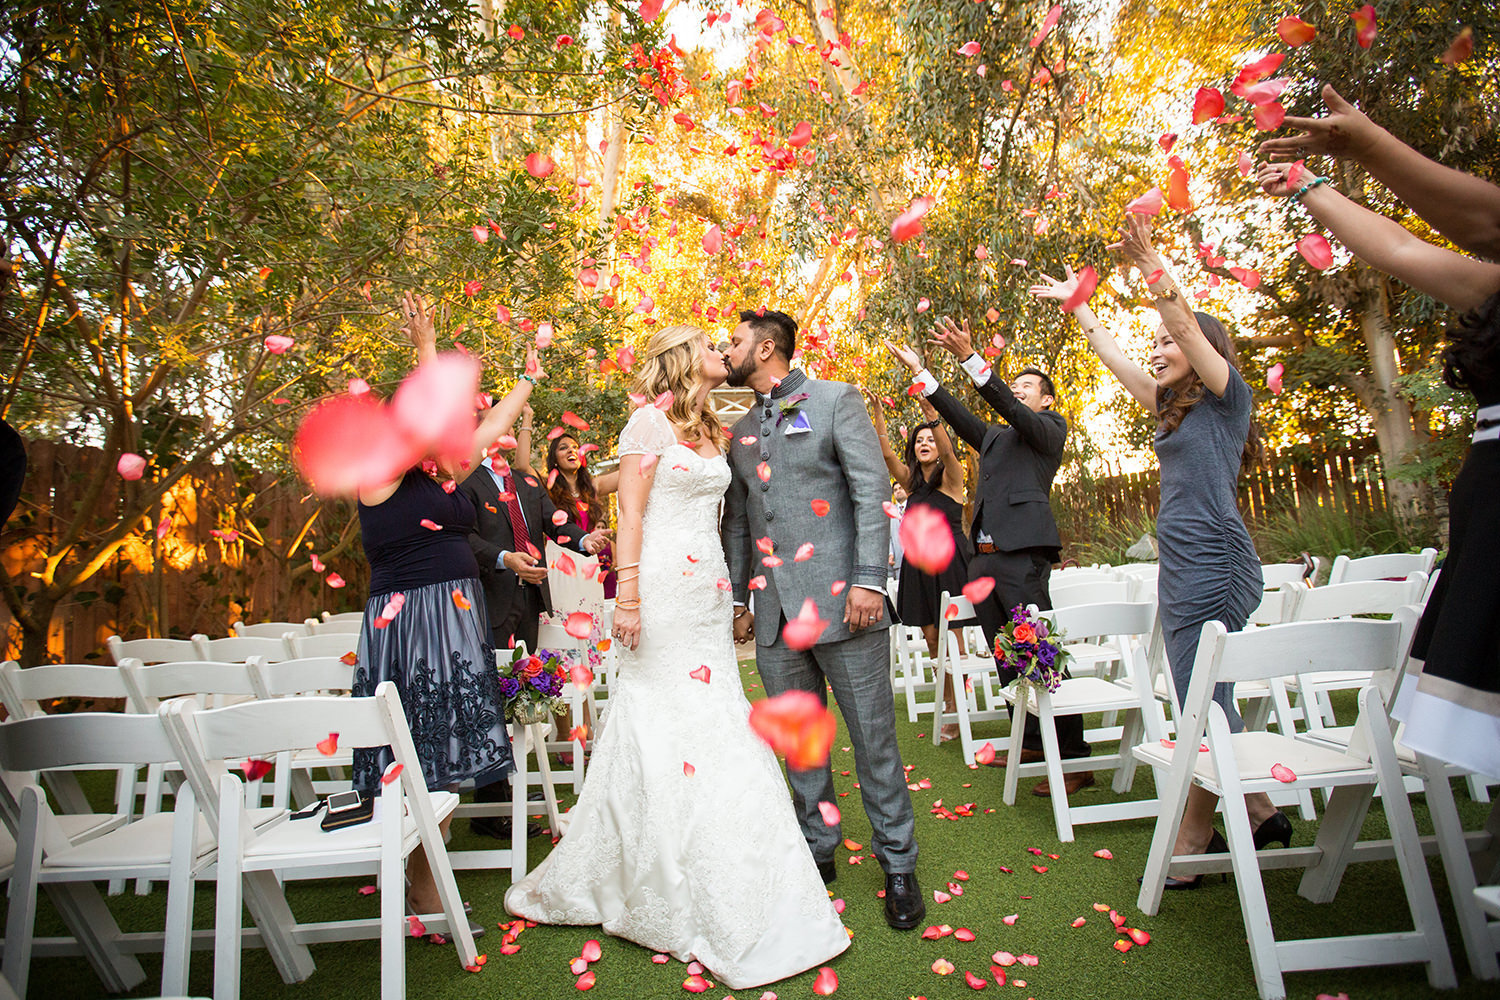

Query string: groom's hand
734 609 755 644
844 587 884 631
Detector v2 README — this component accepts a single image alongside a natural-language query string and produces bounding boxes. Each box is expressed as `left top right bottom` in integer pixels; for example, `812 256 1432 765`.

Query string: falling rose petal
916 297 931 313
794 542 815 562
1276 15 1316 47
325 572 346 588
831 580 847 595
264 334 295 354
1192 87 1224 124
316 732 339 755
891 195 935 243
381 761 404 785
293 394 421 496
882 501 901 519
407 915 426 937
1030 3 1062 47
682 974 710 993
1351 4 1377 48
392 352 481 464
689 665 711 684
1267 362 1285 395
1296 233 1334 270
452 588 472 611
702 224 723 255
569 662 594 690
931 958 956 975
961 577 995 604
973 742 996 765
1441 27 1474 66
957 40 981 57
900 505 956 574
420 518 442 531
748 575 767 590
1145 268 1164 284
787 121 813 148
241 759 274 781
1126 188 1163 216
781 598 830 652
1158 132 1178 153
1253 101 1287 131
1238 150 1254 177
810 498 831 516
1060 265 1099 312
739 435 758 445
472 225 490 243
117 452 147 480
748 688 837 769
564 611 593 640
1270 762 1297 782
638 0 663 22
683 761 696 777
1166 157 1193 212
818 801 841 825
524 152 556 178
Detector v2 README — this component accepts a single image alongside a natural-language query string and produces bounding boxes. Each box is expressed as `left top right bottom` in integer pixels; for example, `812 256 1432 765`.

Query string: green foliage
1250 490 1433 565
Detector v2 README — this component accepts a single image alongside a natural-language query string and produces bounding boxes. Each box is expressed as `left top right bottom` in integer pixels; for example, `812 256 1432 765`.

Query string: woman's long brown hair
546 433 607 528
1155 311 1264 471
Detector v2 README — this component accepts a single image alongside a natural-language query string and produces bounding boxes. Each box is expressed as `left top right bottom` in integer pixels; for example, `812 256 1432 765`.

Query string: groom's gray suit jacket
724 370 893 647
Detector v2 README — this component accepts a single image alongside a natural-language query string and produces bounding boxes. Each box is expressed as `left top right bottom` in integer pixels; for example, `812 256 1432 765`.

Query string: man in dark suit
459 456 602 653
891 318 1093 796
459 453 601 839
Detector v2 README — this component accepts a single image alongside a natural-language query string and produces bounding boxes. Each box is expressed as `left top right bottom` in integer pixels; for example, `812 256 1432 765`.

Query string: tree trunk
16 591 60 668
1352 276 1433 533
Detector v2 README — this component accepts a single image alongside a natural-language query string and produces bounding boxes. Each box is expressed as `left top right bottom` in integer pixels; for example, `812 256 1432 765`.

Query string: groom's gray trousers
755 624 919 874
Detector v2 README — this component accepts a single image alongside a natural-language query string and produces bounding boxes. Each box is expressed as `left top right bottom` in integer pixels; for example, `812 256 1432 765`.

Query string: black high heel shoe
1253 811 1293 850
1142 830 1230 891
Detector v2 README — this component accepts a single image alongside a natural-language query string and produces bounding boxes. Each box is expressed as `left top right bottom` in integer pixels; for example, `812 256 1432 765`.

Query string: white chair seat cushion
1134 731 1368 784
1004 677 1139 715
242 791 458 865
48 807 282 867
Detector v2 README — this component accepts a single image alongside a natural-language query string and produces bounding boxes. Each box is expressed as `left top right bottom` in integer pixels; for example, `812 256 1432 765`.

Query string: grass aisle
23 657 1495 999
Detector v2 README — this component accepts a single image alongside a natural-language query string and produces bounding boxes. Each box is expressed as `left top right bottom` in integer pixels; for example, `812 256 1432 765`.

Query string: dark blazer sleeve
536 488 586 553
975 376 1067 459
723 427 753 604
924 383 990 450
461 471 508 572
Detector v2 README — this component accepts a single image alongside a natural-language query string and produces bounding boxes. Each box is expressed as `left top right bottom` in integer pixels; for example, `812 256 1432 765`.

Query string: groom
723 309 924 931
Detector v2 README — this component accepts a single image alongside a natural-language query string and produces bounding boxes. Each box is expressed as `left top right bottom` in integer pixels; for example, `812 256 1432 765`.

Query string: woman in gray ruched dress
1031 214 1288 888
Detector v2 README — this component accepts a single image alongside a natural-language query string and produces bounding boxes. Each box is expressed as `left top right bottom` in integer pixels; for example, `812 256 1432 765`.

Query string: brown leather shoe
985 748 1046 768
1032 771 1095 797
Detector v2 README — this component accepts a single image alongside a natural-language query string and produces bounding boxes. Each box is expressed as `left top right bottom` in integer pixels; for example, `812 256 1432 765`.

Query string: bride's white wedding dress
504 405 849 989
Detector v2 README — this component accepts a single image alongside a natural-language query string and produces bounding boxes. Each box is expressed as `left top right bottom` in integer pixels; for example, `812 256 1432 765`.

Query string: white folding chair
1050 578 1134 608
890 624 938 723
106 636 197 666
1327 548 1437 585
1133 618 1455 1000
1261 559 1320 590
1000 601 1165 841
191 634 289 664
1051 567 1120 587
320 611 365 623
306 617 362 635
285 631 361 661
0 711 206 998
930 593 1010 765
231 621 309 640
162 682 478 1000
247 656 357 809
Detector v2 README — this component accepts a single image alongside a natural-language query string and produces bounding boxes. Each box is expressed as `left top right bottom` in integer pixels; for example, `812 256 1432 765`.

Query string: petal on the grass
931 958 956 975
812 967 837 995
1093 848 1113 859
964 970 989 990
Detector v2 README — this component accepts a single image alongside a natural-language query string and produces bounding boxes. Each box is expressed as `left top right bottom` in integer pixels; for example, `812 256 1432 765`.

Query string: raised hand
1107 212 1161 269
1256 161 1298 198
1258 85 1380 163
523 344 545 382
1028 265 1080 305
881 337 923 374
399 291 436 352
930 315 977 358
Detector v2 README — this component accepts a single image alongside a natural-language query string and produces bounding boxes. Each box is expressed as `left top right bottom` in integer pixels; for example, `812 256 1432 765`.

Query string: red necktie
501 474 537 557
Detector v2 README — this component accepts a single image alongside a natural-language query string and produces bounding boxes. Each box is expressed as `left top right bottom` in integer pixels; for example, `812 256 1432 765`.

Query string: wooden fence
2 439 368 665
1053 441 1388 531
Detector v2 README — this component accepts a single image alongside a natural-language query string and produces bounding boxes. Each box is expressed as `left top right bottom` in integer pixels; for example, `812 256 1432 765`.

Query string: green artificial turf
18 658 1497 1000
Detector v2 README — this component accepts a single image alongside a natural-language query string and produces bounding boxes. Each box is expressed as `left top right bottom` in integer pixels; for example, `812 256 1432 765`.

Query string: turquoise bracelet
519 373 537 385
1289 176 1330 204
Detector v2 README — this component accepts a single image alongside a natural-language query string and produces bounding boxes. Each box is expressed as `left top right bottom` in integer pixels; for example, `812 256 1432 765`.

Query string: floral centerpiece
993 605 1071 693
497 646 568 724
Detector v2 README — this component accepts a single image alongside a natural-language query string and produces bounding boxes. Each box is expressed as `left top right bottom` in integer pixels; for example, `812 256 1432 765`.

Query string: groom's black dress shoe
817 859 837 885
883 872 925 930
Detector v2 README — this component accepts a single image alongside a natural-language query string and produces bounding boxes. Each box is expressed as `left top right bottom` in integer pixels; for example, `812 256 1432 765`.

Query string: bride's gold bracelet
615 598 641 610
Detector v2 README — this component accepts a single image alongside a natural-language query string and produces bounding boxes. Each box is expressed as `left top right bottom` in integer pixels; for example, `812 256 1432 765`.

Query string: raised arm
1259 162 1500 315
513 404 536 475
930 316 1065 456
917 394 965 496
1260 85 1500 259
861 386 909 486
457 346 541 484
1030 266 1158 411
881 337 990 448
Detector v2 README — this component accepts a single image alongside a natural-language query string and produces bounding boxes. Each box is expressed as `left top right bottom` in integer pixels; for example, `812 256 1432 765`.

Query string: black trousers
967 547 1091 759
490 582 544 656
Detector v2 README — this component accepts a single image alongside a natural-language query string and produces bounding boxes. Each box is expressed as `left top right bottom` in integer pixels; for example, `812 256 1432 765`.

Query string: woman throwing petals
1031 216 1289 885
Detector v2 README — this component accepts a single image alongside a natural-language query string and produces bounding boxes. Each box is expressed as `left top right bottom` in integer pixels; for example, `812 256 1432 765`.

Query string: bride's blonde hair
633 324 722 447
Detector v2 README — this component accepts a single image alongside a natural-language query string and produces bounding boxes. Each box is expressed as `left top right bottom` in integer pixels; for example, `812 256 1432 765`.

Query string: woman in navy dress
351 292 540 916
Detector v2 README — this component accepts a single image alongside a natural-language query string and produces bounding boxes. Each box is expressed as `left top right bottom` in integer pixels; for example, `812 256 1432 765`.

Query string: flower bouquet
497 646 568 725
993 605 1071 693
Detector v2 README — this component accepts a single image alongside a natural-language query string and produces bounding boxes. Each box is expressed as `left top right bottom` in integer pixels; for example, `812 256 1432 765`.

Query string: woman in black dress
352 291 540 917
1257 147 1500 778
866 387 973 741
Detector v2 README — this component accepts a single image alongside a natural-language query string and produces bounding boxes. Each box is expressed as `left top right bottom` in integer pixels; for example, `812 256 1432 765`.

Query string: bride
504 324 849 988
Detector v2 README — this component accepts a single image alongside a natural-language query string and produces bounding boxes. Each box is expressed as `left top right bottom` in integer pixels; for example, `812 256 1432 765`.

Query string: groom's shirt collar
759 368 808 404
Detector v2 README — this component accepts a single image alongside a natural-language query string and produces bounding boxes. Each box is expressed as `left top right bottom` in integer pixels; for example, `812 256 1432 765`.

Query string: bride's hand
881 338 923 374
612 606 641 651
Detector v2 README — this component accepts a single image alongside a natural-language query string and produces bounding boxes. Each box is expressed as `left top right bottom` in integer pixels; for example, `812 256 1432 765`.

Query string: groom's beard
724 355 756 388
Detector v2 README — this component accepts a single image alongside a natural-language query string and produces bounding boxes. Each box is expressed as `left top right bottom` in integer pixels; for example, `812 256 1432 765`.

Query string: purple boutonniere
776 392 811 427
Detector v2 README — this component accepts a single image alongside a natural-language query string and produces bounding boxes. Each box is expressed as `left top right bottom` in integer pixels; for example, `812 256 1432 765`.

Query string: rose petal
818 801 841 825
1270 762 1297 782
748 689 836 769
812 967 837 995
900 505 956 574
1061 265 1099 312
316 732 339 755
117 453 147 480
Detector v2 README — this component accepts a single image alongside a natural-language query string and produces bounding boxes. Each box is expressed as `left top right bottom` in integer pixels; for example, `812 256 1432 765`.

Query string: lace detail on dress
617 404 679 457
504 444 849 990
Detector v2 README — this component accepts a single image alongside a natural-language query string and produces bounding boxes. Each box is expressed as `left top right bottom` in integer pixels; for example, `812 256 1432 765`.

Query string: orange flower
517 655 545 679
1012 623 1037 644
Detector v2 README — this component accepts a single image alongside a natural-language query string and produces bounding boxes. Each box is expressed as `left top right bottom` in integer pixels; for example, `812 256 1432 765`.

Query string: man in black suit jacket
458 457 599 653
901 319 1093 795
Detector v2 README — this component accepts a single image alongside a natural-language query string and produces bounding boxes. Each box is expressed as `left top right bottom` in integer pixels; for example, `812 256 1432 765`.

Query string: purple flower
498 677 522 698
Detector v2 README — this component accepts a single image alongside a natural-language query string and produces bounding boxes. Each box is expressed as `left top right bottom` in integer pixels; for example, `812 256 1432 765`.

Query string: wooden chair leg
1418 752 1499 979
1002 689 1028 806
1037 700 1073 842
161 785 198 997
